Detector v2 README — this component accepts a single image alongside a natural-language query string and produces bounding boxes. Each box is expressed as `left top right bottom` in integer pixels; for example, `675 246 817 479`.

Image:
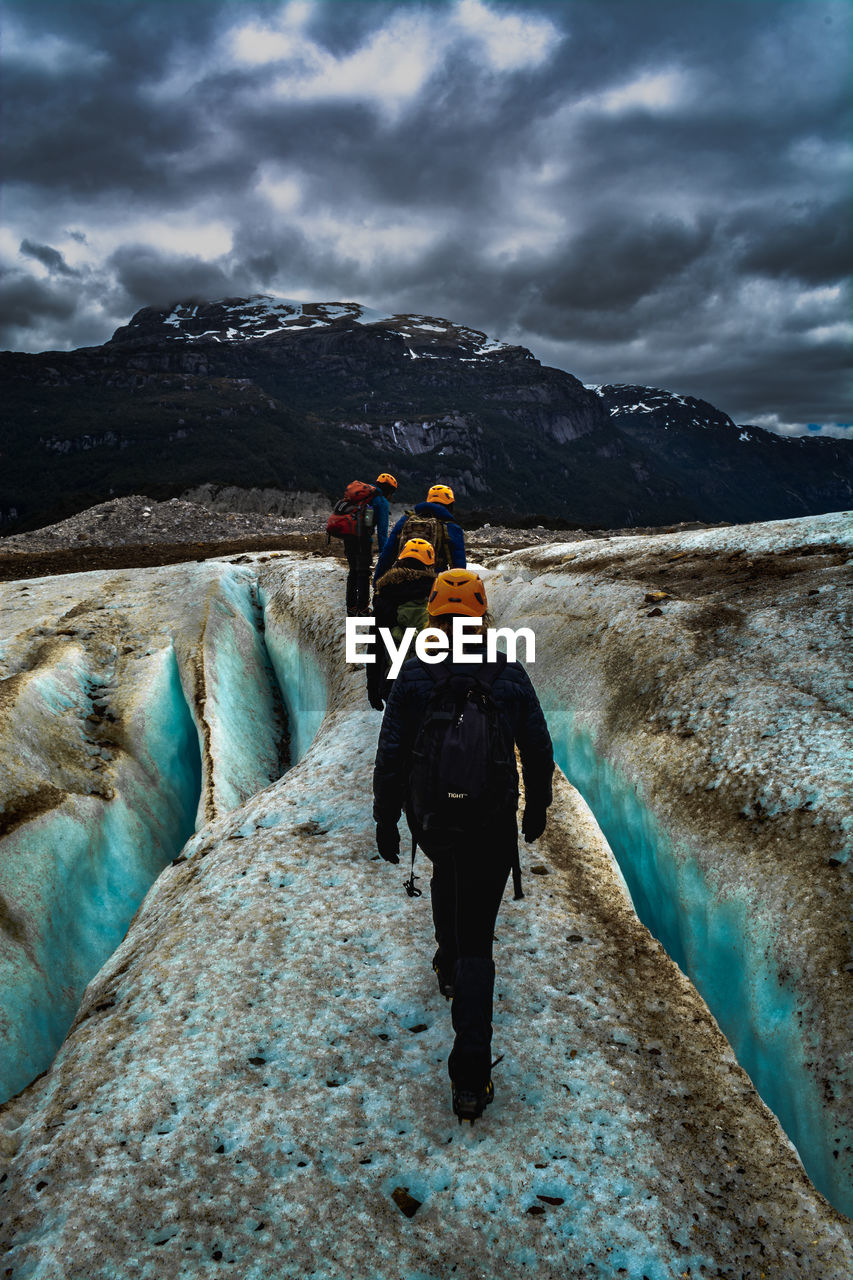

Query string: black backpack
407 655 516 835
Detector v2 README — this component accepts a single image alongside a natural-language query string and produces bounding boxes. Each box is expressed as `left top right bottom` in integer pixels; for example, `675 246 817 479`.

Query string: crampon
452 1079 494 1124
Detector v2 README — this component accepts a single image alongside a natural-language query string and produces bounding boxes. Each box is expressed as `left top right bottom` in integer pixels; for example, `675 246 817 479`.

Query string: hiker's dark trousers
420 821 515 1091
342 534 373 615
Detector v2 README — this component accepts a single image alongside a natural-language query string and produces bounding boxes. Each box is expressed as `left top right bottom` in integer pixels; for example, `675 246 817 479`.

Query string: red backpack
326 481 378 538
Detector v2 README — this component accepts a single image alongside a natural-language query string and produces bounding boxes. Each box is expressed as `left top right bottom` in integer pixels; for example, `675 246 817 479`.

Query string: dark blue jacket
373 502 466 582
373 649 554 827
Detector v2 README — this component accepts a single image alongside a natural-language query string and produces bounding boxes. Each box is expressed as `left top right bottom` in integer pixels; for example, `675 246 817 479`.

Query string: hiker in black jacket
367 537 436 711
372 569 554 1122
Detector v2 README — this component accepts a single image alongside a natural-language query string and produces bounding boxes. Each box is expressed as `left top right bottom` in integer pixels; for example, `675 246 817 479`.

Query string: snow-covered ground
0 519 851 1274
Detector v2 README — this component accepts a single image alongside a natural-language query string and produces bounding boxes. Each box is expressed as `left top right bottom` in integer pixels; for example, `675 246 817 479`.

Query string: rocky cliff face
1 295 850 533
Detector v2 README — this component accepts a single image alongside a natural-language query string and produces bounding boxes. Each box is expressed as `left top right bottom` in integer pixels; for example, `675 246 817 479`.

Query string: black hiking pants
342 534 373 615
419 819 516 1092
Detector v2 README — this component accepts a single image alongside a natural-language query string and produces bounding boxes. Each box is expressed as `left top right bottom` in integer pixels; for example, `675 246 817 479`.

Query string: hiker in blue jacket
372 570 554 1123
343 473 397 615
373 484 465 585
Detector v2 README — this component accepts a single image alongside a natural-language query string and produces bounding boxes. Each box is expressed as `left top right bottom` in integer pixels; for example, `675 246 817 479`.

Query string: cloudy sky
2 0 850 436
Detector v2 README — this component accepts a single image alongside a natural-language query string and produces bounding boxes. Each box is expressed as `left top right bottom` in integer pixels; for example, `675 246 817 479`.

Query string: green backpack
392 598 430 643
397 512 452 572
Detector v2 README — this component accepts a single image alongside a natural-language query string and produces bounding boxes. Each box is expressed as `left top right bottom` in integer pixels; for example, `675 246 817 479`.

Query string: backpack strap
475 651 507 687
438 518 452 570
421 650 507 684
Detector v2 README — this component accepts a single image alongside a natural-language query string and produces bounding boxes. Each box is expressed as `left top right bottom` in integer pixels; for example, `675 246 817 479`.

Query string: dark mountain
1 295 850 533
594 383 853 526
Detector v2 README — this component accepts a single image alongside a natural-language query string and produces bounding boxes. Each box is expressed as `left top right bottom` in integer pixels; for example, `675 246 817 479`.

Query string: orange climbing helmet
426 484 454 506
376 473 398 489
428 569 487 617
398 538 435 568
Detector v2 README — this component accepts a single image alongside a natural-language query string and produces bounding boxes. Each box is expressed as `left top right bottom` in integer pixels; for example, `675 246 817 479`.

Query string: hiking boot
432 949 455 1000
452 1080 494 1124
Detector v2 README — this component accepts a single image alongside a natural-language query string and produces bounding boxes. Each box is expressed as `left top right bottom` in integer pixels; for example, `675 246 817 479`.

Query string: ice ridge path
0 551 851 1276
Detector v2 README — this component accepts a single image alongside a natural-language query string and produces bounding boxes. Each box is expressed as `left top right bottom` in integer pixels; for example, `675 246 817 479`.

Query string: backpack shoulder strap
394 510 415 547
421 651 506 689
477 651 507 688
440 518 453 563
421 657 453 688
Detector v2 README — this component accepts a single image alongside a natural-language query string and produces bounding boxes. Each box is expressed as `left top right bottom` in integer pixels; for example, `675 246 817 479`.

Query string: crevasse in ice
0 520 851 1274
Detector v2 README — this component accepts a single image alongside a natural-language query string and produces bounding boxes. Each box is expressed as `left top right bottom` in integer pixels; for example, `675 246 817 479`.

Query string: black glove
376 822 400 864
521 805 547 844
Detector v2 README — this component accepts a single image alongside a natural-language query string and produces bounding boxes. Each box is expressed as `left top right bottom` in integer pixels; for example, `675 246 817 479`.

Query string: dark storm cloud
681 335 852 428
733 199 853 286
1 0 850 433
19 239 79 277
3 53 231 201
0 274 78 329
106 246 244 312
0 271 82 350
538 218 714 312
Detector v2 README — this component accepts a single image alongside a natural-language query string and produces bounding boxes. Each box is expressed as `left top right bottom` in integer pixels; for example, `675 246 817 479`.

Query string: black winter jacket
372 564 435 634
373 648 554 828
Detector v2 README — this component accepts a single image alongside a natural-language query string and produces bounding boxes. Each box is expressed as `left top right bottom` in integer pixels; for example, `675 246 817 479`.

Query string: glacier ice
0 561 289 1100
486 510 853 1215
0 523 851 1273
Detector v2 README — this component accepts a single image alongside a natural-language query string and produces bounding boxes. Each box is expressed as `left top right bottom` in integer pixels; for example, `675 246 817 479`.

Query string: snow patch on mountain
135 295 512 358
595 383 734 431
589 382 792 445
